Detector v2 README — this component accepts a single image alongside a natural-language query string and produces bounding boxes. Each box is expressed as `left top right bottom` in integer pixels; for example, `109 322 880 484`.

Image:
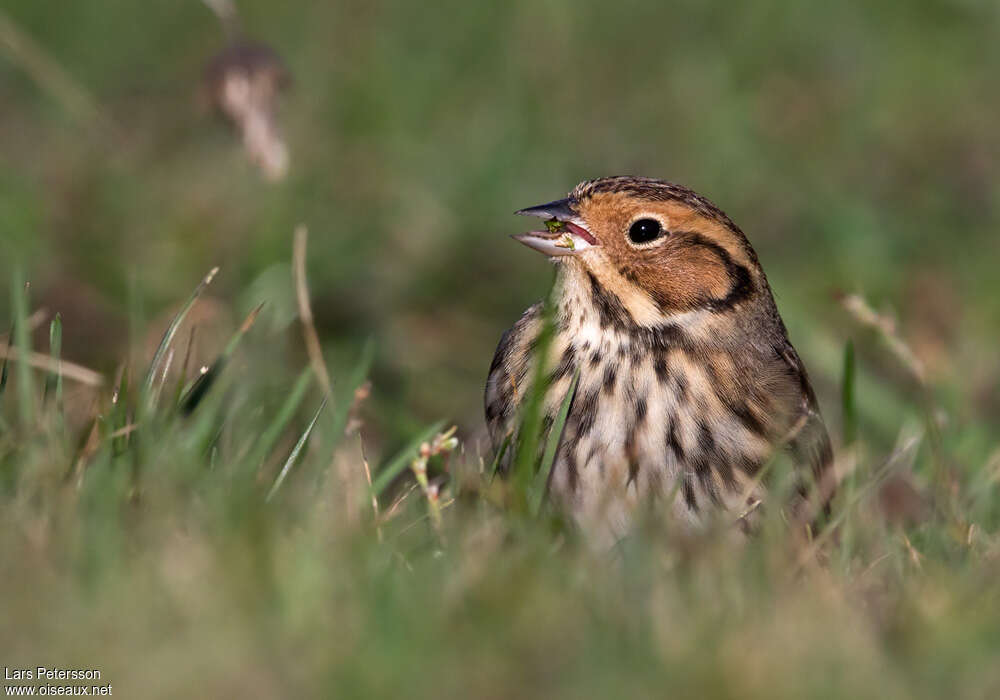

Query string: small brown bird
485 176 831 540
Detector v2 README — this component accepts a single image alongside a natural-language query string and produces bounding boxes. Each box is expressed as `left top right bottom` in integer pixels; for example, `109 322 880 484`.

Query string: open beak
513 197 599 257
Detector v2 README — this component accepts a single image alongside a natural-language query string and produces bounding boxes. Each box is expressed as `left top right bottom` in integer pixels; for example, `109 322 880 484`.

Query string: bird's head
515 177 765 326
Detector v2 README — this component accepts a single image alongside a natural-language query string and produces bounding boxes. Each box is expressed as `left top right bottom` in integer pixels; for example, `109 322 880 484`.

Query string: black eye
627 218 663 243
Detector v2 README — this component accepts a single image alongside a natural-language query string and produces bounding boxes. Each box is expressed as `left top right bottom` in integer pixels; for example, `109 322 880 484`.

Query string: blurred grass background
2 1 999 697
3 0 998 442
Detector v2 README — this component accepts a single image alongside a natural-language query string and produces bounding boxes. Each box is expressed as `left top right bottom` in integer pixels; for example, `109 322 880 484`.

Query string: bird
485 176 832 541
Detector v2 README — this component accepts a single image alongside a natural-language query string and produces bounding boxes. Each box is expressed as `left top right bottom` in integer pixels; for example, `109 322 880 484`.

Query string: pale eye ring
627 218 664 244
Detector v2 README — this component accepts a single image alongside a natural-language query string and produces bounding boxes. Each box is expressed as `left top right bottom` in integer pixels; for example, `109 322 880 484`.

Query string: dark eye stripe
628 218 663 243
671 232 756 312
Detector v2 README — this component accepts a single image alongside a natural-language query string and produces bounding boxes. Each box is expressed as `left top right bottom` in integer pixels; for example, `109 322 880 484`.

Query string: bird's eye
627 218 663 244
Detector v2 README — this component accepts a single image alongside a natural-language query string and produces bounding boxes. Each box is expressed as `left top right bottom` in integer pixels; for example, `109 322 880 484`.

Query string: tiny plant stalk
11 272 35 424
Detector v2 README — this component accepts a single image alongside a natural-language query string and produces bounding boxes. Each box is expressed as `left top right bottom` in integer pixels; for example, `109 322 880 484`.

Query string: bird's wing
777 342 835 510
484 303 543 470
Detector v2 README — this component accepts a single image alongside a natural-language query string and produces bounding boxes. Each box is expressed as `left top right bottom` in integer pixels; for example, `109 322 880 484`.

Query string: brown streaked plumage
485 176 832 541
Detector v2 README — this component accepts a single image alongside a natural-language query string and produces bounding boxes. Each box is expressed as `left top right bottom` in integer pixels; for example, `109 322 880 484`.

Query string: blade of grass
841 340 857 446
324 338 375 448
358 434 382 540
11 272 34 423
293 224 332 396
0 346 104 387
246 366 314 470
173 326 198 407
110 367 131 455
150 347 174 410
369 420 446 499
303 339 376 515
43 313 63 408
0 304 55 430
0 322 11 403
266 397 328 501
180 381 232 461
487 432 513 481
838 339 859 572
180 303 263 414
180 365 221 417
530 368 579 516
511 300 557 507
143 266 218 399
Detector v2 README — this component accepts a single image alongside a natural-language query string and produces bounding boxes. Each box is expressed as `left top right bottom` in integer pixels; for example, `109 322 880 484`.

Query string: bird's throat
554 259 665 331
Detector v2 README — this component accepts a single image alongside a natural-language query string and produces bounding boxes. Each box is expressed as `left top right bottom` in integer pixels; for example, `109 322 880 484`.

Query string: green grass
2 0 1000 697
2 264 999 699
